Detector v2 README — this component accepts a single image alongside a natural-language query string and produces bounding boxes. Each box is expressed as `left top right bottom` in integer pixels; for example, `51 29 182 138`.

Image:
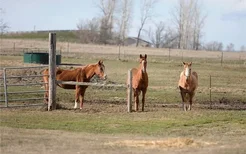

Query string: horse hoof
80 108 83 110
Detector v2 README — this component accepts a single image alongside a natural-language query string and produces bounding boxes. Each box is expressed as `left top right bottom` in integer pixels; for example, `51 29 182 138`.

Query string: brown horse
42 60 107 109
178 62 198 111
131 54 148 111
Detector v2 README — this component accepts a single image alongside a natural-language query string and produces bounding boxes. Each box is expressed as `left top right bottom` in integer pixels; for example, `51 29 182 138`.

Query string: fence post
127 69 132 112
67 42 69 53
118 45 121 60
209 75 212 108
13 42 15 52
3 68 8 107
221 51 223 66
168 48 171 61
48 33 57 111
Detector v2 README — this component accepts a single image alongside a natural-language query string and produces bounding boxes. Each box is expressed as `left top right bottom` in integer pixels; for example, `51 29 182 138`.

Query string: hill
2 30 79 42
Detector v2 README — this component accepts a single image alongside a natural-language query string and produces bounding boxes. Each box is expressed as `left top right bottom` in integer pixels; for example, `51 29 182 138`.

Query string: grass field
1 30 78 42
0 40 246 154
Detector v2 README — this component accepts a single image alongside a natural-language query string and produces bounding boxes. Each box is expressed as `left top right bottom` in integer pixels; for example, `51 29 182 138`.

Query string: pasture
0 39 246 154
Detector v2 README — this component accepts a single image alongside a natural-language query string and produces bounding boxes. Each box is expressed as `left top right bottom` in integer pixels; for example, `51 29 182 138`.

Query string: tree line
1 0 245 52
75 0 245 52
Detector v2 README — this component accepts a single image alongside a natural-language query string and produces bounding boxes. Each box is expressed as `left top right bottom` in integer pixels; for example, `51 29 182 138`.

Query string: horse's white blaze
185 68 190 77
74 100 78 108
142 61 146 73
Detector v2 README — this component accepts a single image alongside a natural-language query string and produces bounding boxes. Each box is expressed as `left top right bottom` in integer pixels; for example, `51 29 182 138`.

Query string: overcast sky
1 0 245 50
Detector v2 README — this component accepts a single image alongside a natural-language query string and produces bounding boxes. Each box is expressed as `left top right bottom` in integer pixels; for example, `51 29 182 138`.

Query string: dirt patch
105 138 216 149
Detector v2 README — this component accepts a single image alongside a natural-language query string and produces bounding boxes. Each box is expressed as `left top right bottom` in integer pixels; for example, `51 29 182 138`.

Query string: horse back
56 68 83 89
56 68 81 81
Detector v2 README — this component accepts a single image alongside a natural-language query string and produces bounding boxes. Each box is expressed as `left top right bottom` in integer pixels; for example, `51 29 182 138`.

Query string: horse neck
83 64 96 80
137 64 147 79
182 71 192 84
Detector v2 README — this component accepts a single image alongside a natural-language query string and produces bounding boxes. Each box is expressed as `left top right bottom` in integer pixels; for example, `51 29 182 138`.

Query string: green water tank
23 52 61 65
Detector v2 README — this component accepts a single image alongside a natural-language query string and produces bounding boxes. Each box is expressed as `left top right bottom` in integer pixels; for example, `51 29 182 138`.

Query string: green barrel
23 52 61 65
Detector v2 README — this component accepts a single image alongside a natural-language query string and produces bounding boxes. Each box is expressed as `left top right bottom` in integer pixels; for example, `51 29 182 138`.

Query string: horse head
183 62 192 81
95 60 107 80
139 54 147 73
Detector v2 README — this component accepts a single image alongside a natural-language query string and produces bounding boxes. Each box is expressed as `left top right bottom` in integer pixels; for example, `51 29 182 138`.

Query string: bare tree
148 22 165 48
136 0 158 47
203 41 223 51
170 0 206 50
240 45 246 52
76 18 100 44
0 8 8 35
226 43 235 52
116 0 133 45
0 8 9 52
96 0 117 44
192 0 206 50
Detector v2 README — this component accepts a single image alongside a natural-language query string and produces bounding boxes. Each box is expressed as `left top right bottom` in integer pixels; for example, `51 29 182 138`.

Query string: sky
1 0 246 50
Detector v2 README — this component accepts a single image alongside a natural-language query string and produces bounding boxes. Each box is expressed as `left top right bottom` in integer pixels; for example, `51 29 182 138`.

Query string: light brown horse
178 62 198 111
131 54 148 111
42 60 107 109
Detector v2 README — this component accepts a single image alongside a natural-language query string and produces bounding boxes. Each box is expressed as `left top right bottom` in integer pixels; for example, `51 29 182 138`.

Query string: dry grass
1 39 246 60
105 138 216 149
0 39 246 154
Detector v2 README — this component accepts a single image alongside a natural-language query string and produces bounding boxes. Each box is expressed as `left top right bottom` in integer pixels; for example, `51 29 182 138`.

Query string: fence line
56 81 126 88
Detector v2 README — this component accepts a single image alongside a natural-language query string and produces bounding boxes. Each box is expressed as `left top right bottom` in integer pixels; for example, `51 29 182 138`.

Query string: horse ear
189 62 192 66
183 62 186 65
98 60 103 65
145 54 147 59
140 54 143 58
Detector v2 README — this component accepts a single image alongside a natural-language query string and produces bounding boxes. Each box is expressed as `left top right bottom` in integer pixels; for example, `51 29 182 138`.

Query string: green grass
1 54 246 106
2 30 78 42
0 109 245 136
0 53 246 139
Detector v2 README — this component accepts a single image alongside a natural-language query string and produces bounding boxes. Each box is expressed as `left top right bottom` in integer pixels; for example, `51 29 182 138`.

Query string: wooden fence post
48 33 56 111
209 75 212 108
221 51 223 66
13 42 15 52
168 48 171 61
118 45 121 60
127 69 132 112
67 42 69 53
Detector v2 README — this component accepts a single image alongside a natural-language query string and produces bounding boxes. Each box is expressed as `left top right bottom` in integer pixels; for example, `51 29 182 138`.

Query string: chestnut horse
131 54 148 111
178 62 198 111
42 60 107 109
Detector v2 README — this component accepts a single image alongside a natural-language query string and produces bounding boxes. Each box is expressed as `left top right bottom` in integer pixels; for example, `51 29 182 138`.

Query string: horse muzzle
101 74 107 80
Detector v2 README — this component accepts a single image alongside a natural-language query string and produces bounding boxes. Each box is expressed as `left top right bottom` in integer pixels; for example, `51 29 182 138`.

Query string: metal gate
0 66 47 108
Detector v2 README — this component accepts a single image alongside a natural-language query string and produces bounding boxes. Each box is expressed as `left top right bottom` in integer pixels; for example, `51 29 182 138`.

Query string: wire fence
1 40 245 63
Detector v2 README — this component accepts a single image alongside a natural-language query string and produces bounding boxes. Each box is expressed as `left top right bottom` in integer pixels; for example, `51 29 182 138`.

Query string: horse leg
188 92 195 111
74 86 82 109
179 88 186 111
44 83 49 104
134 90 139 111
74 88 79 109
141 89 147 112
79 88 86 110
